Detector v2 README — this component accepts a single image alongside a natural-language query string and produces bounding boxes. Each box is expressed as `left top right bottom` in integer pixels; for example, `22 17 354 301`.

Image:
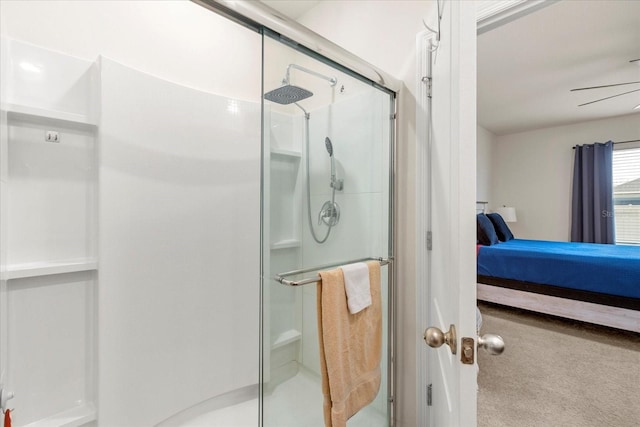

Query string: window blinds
613 147 640 245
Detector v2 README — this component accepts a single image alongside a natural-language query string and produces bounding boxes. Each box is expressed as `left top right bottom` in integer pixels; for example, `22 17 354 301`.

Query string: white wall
298 2 434 425
0 0 261 101
1 2 263 425
477 125 495 204
491 113 640 241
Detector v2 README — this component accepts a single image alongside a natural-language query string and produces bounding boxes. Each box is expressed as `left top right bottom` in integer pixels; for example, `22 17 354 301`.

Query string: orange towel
317 261 382 427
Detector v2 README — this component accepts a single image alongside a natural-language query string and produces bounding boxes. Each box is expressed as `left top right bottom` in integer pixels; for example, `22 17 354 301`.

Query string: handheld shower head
324 137 342 191
325 137 334 157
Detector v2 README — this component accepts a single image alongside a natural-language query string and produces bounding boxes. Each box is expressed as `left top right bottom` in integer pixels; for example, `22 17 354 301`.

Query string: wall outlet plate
45 130 60 143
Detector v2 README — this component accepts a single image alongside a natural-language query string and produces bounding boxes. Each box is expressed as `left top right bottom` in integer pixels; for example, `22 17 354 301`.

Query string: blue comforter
477 239 640 299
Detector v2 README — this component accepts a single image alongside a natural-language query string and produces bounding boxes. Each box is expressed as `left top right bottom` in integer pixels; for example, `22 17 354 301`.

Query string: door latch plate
461 337 475 364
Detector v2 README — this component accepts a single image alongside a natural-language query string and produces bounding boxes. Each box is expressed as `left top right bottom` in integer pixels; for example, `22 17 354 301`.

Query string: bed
475 217 640 333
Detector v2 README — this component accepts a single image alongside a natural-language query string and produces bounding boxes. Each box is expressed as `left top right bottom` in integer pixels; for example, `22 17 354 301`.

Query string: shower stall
261 32 394 426
0 1 395 426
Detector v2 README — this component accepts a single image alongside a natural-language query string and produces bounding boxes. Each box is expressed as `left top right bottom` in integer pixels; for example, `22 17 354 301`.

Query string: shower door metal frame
192 1 399 425
193 0 401 93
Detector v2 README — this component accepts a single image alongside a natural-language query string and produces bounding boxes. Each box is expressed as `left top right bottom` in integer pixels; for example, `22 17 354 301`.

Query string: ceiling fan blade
578 88 640 107
571 81 640 91
630 59 640 63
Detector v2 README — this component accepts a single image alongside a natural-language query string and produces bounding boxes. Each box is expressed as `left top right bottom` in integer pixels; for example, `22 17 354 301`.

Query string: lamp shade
496 206 517 222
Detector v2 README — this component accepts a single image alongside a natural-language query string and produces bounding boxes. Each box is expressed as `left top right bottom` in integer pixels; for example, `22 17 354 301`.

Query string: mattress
477 239 640 299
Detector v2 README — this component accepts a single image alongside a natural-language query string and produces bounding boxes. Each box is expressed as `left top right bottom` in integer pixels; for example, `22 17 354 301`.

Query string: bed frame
475 201 639 333
477 276 640 333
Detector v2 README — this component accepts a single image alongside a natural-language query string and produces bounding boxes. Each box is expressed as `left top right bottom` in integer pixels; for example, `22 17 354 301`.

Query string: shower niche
264 107 304 387
268 110 303 250
0 38 98 426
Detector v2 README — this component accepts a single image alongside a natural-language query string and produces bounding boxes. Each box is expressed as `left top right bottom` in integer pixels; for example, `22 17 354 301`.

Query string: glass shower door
261 33 394 426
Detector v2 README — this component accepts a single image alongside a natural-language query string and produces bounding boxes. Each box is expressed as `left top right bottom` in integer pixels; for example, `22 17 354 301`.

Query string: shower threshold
180 368 386 426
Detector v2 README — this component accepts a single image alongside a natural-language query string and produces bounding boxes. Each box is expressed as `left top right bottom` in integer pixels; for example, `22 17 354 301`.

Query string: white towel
341 262 372 314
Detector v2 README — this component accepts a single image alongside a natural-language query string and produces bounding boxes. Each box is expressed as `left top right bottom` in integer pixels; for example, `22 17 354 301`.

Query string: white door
417 2 478 425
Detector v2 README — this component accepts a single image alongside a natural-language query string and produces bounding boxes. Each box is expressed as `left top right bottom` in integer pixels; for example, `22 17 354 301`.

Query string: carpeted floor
477 302 640 427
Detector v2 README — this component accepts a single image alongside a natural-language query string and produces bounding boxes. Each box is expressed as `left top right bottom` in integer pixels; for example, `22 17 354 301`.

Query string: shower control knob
318 201 340 226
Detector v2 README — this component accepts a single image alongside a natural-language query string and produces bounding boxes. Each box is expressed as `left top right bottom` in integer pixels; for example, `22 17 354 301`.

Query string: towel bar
275 257 393 286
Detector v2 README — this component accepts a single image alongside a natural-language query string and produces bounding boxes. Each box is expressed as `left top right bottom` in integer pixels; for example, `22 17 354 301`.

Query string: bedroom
476 2 639 425
476 0 640 331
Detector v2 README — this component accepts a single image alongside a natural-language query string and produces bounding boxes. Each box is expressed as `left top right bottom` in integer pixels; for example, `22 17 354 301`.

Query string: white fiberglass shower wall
0 1 261 425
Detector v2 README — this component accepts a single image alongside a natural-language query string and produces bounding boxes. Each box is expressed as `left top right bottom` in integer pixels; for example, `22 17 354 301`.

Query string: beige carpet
477 302 640 427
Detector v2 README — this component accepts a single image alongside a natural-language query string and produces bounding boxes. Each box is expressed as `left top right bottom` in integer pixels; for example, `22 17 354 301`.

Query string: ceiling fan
571 59 640 107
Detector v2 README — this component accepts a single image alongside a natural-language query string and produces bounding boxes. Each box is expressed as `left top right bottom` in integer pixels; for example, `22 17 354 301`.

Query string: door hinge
427 383 433 406
422 76 432 98
390 113 397 120
426 231 433 250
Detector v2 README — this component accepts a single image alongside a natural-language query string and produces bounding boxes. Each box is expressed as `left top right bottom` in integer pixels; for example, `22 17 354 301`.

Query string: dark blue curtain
570 141 615 244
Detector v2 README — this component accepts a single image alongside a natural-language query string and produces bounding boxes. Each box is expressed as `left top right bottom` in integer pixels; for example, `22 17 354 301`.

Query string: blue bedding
477 239 640 299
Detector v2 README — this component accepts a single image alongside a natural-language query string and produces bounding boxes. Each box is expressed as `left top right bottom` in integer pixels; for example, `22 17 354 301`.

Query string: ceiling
478 0 640 135
261 1 640 136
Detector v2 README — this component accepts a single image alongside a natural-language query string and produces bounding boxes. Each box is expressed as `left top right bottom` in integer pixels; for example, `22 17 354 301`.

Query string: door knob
478 334 505 355
424 324 457 354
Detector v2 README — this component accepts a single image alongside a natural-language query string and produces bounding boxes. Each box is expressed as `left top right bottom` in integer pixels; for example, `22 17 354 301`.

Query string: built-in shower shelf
271 147 301 158
2 103 98 127
23 403 97 427
1 259 98 280
270 239 301 250
272 329 302 350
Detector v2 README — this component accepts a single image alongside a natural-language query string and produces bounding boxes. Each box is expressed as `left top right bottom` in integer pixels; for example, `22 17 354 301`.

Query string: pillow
477 214 499 245
487 213 514 242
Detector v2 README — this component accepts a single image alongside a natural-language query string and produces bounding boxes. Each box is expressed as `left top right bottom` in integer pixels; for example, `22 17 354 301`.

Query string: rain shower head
264 85 313 105
264 64 336 106
325 137 334 157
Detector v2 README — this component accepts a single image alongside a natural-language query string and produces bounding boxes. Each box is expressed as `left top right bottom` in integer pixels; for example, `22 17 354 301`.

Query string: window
612 147 640 245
